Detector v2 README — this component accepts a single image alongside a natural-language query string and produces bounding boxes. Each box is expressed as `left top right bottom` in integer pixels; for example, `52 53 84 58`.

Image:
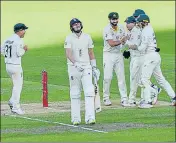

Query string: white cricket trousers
6 64 23 107
141 52 175 103
128 56 144 103
68 65 95 123
103 52 128 102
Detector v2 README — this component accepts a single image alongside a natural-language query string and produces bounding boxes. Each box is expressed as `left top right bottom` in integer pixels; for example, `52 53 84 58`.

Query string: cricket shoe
12 108 25 115
95 107 102 113
128 102 137 107
138 102 153 109
121 100 130 107
86 118 96 125
151 85 162 105
72 120 80 126
138 99 145 105
8 101 13 110
171 96 176 106
103 99 112 106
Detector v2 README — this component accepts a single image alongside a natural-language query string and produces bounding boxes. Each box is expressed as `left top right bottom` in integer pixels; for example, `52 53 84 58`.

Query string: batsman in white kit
64 18 100 125
129 14 176 108
103 12 129 106
1 23 28 114
122 16 161 107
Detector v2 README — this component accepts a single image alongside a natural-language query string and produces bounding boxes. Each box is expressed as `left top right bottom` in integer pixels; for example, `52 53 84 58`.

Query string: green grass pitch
1 1 175 142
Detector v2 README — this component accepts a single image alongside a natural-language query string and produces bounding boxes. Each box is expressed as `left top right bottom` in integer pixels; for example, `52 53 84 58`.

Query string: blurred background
1 1 175 48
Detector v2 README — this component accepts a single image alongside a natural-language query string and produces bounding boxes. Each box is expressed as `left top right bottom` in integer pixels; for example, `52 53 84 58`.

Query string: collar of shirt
71 31 83 38
13 33 21 40
108 23 119 32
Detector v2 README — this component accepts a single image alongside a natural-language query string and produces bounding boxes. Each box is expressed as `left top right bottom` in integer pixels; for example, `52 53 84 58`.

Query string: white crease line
5 114 108 134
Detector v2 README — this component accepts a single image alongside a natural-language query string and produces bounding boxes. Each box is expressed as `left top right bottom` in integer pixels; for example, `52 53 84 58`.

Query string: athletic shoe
103 99 112 106
8 101 13 110
121 100 130 107
86 118 96 125
138 102 153 109
171 96 176 106
129 102 137 107
12 108 25 115
95 107 102 113
72 120 80 126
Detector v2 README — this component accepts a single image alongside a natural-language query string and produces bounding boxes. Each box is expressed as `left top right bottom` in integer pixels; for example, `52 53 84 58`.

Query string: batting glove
74 62 84 72
90 59 100 82
92 67 100 82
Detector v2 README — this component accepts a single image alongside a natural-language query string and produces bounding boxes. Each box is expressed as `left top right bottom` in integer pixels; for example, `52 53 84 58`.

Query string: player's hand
129 44 137 50
92 67 100 82
23 45 28 51
74 62 84 72
120 36 127 43
123 50 130 59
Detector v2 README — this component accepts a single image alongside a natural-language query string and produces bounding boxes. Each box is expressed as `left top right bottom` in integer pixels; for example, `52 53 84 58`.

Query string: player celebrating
1 23 28 114
123 16 161 106
102 12 129 106
129 14 176 108
64 18 100 125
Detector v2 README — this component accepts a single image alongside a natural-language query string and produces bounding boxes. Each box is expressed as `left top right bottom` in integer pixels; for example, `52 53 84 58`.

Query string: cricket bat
93 76 101 113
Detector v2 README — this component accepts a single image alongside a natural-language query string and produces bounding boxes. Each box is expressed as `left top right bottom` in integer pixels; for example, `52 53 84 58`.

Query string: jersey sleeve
88 35 94 48
103 28 113 40
16 40 25 57
64 36 72 49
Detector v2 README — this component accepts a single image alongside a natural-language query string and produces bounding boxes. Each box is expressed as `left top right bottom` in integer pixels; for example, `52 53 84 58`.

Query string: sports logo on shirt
79 49 82 57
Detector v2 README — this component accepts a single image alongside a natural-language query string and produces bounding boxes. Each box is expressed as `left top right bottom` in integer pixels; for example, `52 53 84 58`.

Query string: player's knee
70 87 81 98
84 84 95 97
141 78 150 87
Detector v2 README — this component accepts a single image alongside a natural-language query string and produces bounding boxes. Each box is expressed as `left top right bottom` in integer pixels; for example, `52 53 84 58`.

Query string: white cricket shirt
103 23 126 53
138 25 158 53
1 34 25 65
64 32 94 66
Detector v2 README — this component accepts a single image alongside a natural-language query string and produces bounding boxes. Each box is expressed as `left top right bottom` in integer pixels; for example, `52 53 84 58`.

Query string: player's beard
73 26 82 33
110 21 118 26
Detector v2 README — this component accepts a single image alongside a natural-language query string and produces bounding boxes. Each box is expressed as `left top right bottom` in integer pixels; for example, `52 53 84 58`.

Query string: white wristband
90 59 96 67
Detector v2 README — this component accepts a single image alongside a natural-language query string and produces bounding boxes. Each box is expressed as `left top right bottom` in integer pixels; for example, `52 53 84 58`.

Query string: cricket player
123 16 161 106
64 18 100 125
103 12 129 106
1 23 28 114
129 14 176 108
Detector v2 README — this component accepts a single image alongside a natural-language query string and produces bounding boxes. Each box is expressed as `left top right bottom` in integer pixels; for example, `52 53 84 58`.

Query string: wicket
42 70 48 107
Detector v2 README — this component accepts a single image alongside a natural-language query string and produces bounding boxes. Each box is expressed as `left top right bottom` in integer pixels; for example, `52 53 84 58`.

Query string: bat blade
94 84 101 113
